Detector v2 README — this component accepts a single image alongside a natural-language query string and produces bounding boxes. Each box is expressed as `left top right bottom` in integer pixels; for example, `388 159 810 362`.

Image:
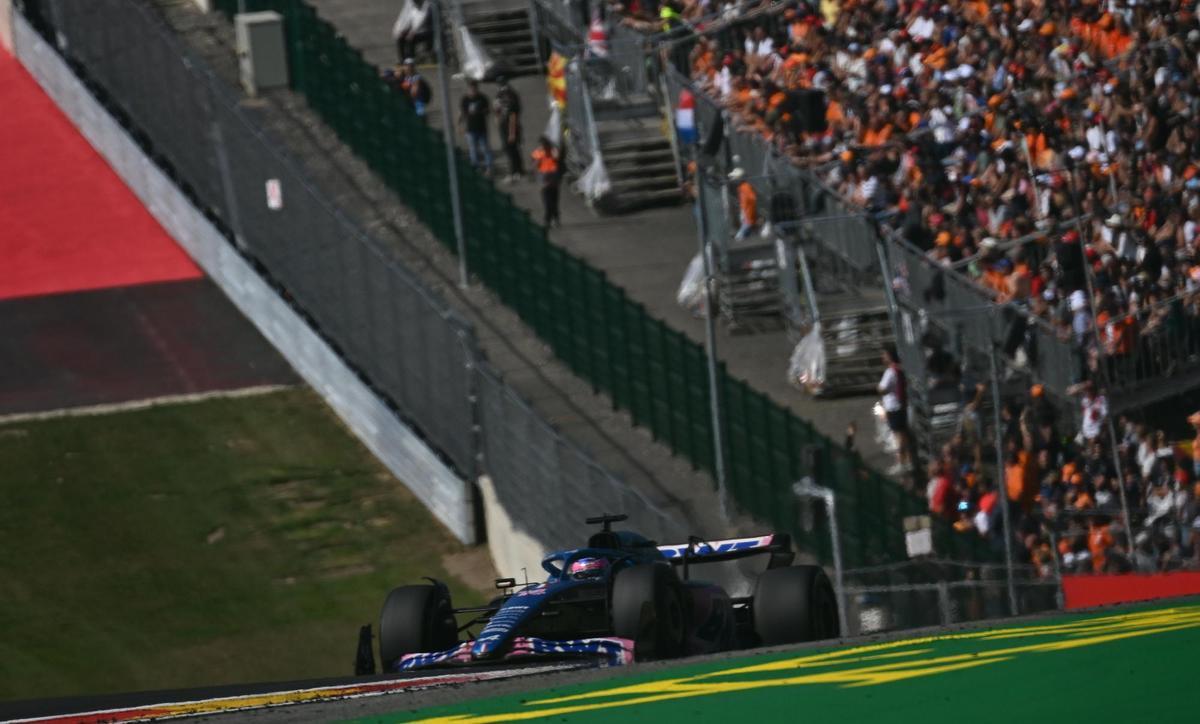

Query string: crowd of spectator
547 1 1200 574
914 359 1200 573
669 0 1200 573
683 0 1200 383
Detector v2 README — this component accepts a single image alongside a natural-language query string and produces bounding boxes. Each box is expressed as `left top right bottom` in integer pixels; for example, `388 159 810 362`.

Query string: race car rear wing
657 534 794 569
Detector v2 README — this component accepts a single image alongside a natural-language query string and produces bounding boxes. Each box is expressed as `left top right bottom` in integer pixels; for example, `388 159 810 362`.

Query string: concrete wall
477 476 550 581
11 12 478 545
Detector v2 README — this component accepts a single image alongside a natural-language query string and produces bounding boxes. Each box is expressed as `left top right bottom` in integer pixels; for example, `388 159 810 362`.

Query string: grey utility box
235 11 288 96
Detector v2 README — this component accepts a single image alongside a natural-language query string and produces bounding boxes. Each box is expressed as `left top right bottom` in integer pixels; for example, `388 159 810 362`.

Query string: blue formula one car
361 514 839 673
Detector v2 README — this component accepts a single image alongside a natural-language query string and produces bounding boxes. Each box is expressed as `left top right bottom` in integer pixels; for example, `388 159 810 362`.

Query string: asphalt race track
0 664 587 723
7 599 1198 723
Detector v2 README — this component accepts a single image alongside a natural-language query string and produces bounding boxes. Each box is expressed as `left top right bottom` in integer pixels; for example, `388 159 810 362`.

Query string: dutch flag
676 89 697 145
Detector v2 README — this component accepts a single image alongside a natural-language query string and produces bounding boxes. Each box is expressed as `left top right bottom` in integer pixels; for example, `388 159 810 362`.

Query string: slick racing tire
379 583 457 671
612 563 685 660
753 565 839 646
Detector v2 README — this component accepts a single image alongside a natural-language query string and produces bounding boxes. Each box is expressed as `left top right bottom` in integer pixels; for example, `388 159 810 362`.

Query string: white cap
728 167 745 181
1018 18 1035 32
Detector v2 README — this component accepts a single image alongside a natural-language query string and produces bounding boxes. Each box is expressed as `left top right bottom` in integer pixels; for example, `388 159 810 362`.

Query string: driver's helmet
567 556 609 580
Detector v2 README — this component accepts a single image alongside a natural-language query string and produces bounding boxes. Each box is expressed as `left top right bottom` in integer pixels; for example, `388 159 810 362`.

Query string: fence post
457 325 485 543
694 146 729 522
988 343 1020 617
42 0 64 49
793 478 848 637
937 581 951 625
210 120 247 251
1048 530 1066 610
526 0 544 72
432 0 469 288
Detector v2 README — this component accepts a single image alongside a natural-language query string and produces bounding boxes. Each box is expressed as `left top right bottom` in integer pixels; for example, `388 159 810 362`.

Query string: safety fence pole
988 342 1020 617
693 144 729 523
432 0 469 288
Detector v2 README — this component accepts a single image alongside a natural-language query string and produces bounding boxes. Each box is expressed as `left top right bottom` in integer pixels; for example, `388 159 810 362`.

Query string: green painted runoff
360 601 1200 723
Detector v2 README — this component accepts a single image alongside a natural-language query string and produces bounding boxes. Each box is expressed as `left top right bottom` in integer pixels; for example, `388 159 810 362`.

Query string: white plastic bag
598 76 619 102
575 154 611 201
788 322 826 392
544 100 563 147
391 0 416 40
457 27 495 81
677 253 706 312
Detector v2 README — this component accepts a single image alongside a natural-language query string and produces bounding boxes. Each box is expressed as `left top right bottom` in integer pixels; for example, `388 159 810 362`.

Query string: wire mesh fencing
23 0 691 548
477 362 688 549
29 0 1005 570
843 559 1061 636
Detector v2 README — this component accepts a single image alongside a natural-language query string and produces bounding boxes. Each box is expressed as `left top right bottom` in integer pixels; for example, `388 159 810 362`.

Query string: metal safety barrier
842 559 1061 636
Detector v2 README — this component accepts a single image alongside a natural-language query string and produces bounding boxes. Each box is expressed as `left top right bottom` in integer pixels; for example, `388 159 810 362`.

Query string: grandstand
656 0 1200 575
367 0 1200 579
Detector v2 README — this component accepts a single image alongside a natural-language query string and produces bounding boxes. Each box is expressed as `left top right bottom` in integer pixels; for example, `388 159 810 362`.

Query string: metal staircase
455 0 540 76
715 241 790 333
594 120 681 212
816 308 892 395
793 238 893 396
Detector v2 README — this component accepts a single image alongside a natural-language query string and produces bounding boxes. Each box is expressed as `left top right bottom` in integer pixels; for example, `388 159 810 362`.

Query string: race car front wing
397 636 635 671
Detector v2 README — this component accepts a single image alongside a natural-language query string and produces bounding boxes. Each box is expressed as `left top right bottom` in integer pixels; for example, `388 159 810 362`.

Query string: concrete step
461 6 538 76
471 28 533 45
464 11 529 28
591 99 661 122
603 147 674 164
607 175 680 193
600 137 670 154
608 164 676 179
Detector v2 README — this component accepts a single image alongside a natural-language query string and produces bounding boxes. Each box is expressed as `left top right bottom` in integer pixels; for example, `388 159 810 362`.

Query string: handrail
947 217 1090 272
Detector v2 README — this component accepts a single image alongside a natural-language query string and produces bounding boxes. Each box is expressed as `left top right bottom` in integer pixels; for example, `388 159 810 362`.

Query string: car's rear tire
612 563 685 660
378 583 457 671
753 565 839 646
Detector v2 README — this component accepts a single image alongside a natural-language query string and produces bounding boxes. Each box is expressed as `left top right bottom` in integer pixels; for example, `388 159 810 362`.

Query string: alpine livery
363 514 840 674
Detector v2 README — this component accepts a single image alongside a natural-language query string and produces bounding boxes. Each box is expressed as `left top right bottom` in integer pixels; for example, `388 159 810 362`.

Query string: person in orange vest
531 136 561 228
729 167 757 240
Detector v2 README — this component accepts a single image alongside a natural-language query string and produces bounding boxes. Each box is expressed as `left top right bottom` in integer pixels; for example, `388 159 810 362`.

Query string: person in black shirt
1054 229 1086 293
493 76 524 182
460 80 492 175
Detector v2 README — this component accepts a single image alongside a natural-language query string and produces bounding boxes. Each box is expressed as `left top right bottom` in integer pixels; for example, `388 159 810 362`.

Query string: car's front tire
612 563 685 660
753 565 839 645
378 583 457 671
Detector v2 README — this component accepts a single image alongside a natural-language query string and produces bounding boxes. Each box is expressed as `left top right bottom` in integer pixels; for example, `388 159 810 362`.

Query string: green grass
0 388 484 701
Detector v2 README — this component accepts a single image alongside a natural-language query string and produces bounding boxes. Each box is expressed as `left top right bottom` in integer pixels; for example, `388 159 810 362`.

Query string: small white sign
905 528 933 558
265 178 283 210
